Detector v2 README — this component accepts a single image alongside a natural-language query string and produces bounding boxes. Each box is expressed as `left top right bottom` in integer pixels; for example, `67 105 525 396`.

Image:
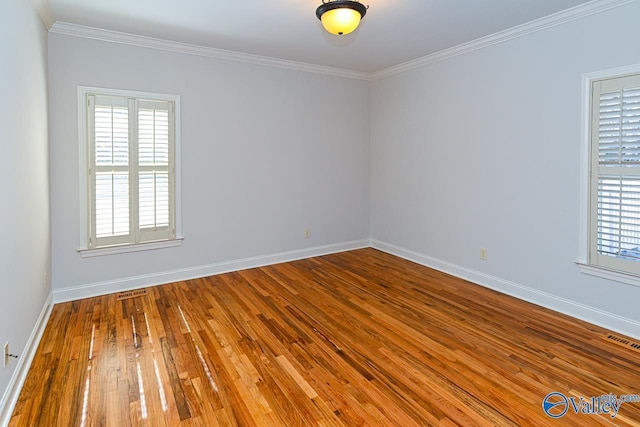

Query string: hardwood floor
9 248 640 426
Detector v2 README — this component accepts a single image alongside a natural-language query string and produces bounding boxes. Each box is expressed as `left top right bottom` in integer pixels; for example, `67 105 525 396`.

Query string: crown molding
371 0 637 80
49 22 371 81
30 0 54 30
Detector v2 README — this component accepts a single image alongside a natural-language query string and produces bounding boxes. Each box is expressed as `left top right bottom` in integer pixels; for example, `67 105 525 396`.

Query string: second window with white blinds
590 73 640 274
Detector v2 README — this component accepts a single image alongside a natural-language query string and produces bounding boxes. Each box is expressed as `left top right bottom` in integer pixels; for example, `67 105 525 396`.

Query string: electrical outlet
4 342 9 368
304 229 311 238
480 248 488 261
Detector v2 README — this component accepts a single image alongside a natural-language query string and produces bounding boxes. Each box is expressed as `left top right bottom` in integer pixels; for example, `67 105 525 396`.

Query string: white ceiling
46 0 596 73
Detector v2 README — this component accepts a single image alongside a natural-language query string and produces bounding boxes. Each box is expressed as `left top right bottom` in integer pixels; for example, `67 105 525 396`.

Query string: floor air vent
604 334 640 353
117 289 149 300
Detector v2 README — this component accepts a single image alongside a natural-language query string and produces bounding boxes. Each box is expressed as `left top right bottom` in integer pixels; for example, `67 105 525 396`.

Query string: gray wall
0 0 51 414
48 34 371 296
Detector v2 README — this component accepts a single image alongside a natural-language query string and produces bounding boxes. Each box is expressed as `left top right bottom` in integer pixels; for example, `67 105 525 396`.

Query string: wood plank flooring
9 248 640 426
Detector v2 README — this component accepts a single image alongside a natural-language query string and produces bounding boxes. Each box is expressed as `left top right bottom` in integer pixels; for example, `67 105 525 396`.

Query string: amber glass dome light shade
315 0 368 36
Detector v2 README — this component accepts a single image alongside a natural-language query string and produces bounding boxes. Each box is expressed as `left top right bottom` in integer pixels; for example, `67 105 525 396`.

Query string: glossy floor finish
10 249 640 426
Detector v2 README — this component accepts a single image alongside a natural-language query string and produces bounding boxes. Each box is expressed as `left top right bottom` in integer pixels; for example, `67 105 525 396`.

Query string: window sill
78 237 183 258
576 261 640 288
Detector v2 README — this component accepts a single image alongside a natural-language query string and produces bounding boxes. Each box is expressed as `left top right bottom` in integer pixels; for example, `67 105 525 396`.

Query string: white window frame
578 64 640 288
77 86 182 257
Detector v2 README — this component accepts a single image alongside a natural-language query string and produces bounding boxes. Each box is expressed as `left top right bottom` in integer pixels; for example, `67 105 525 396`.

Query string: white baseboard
53 239 370 303
0 292 53 427
370 239 640 340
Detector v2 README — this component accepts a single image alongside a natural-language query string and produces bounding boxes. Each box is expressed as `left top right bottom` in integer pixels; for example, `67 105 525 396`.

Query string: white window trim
79 238 184 258
77 86 183 256
578 63 640 288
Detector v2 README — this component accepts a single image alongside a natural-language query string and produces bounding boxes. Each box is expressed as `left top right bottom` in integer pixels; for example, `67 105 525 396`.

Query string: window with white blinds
590 74 640 274
80 87 181 253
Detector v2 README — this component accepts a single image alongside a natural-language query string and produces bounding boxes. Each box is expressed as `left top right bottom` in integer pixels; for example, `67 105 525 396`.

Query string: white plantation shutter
89 95 131 247
590 74 640 273
137 100 173 242
87 93 176 249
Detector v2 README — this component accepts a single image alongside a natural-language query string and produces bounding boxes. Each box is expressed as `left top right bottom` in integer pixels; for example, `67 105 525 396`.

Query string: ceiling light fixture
315 0 368 36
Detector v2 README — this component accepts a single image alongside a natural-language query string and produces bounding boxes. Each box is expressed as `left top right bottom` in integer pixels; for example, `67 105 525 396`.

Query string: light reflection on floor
79 324 96 427
144 312 168 412
136 359 147 419
178 305 219 393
